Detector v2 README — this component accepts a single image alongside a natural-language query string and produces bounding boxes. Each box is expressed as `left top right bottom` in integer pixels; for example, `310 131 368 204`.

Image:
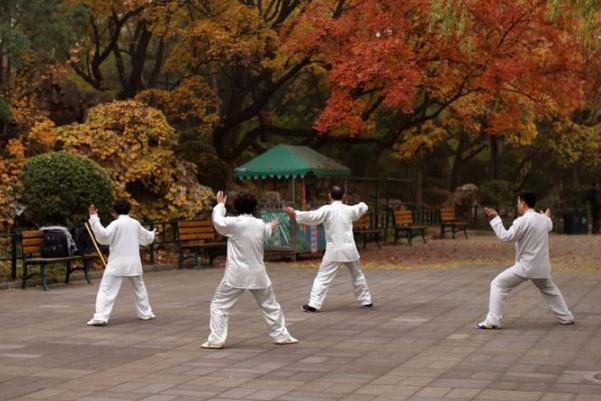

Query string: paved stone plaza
1 265 601 401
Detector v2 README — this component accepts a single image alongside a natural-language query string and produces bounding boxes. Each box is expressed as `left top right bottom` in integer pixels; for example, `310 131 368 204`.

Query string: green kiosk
234 144 351 259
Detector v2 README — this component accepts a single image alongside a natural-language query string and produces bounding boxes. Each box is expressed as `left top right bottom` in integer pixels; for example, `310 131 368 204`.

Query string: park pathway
1 265 601 401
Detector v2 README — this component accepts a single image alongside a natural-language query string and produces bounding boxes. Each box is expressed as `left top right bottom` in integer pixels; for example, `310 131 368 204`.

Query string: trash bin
563 209 589 234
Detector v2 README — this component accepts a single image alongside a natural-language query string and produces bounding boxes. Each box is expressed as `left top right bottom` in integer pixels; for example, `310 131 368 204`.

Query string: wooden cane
84 222 107 268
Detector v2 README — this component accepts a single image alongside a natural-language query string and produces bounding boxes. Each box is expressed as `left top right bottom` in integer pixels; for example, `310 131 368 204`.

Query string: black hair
113 198 131 215
329 185 345 201
517 191 536 208
233 191 258 215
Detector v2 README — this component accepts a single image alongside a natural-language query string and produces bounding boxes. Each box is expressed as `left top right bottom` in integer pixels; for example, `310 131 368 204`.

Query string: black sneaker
302 304 318 312
361 303 373 308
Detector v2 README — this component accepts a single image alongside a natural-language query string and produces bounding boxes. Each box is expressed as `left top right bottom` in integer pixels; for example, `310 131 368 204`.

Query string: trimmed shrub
19 151 113 226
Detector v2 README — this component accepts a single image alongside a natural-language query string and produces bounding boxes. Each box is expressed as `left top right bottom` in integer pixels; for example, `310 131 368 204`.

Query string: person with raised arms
284 186 373 312
202 190 298 349
86 199 157 326
478 191 575 329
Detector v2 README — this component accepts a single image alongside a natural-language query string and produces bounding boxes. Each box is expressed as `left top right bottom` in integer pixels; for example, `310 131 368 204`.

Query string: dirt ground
289 232 601 273
2 231 600 283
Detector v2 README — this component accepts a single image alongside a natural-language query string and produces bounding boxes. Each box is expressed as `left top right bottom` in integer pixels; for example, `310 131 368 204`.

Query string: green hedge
20 152 113 226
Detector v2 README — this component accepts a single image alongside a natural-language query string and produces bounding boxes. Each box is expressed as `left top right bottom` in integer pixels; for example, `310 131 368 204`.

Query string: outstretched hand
88 204 97 215
269 220 280 231
484 207 498 219
216 190 227 205
283 207 296 219
540 208 551 218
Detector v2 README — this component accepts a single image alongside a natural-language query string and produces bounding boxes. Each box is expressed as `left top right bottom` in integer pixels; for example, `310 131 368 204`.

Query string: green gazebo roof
234 145 351 180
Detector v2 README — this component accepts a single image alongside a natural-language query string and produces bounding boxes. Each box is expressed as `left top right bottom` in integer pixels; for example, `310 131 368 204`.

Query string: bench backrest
177 220 220 242
354 215 370 230
393 210 414 226
21 230 44 256
440 207 456 222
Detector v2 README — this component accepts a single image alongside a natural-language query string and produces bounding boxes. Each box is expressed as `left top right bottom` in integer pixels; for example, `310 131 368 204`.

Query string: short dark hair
113 198 131 215
329 186 345 200
517 191 536 208
233 191 258 214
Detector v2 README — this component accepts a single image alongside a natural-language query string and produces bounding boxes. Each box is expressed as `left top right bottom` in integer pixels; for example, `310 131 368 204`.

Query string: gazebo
234 144 351 257
234 144 351 207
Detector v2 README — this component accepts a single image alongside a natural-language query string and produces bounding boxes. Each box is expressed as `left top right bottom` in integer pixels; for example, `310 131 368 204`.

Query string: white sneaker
476 321 501 330
274 337 299 345
201 341 224 349
86 319 107 327
139 314 156 321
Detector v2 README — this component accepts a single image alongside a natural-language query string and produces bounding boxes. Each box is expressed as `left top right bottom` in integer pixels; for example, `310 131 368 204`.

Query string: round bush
20 152 114 226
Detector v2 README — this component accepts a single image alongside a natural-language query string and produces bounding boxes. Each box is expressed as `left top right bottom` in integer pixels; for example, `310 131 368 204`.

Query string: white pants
308 260 372 310
484 267 574 326
92 274 154 322
207 282 294 345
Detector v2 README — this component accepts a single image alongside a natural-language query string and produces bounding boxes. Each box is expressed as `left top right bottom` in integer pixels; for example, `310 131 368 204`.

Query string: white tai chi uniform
89 214 156 323
206 203 295 346
483 210 574 327
294 201 372 310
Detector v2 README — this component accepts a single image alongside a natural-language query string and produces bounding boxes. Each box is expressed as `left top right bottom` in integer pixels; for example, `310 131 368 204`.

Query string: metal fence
0 232 19 280
0 207 591 281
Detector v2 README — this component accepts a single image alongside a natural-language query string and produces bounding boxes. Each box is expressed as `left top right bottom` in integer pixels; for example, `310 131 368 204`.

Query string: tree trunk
415 161 423 206
223 161 236 190
121 21 152 99
489 134 499 180
449 135 467 191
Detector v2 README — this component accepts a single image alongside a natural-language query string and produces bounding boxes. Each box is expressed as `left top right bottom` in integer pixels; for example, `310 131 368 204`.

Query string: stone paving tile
138 396 176 401
1 265 601 401
539 394 574 401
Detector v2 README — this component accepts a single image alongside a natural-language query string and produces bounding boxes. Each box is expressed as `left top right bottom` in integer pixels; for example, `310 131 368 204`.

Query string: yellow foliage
136 77 219 127
54 100 213 220
393 121 446 160
27 118 57 153
0 140 26 226
159 0 286 78
541 118 601 167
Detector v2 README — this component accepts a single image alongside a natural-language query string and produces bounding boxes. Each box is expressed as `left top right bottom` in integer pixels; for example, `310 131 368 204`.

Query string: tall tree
292 0 590 163
137 0 344 185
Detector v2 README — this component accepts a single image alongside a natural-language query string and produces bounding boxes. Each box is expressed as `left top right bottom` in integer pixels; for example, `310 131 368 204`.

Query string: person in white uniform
202 191 298 349
478 191 575 329
284 186 372 312
86 199 157 326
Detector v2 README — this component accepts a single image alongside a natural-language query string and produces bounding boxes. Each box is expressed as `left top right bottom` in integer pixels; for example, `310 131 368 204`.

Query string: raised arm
212 202 236 237
294 206 329 226
263 219 279 239
137 222 155 246
490 216 524 242
542 209 553 232
88 213 116 246
350 202 368 221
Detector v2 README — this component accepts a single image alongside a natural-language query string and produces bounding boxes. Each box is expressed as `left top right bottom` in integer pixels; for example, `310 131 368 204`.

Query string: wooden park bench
177 220 227 269
439 207 468 239
392 209 427 245
353 214 382 249
20 230 95 290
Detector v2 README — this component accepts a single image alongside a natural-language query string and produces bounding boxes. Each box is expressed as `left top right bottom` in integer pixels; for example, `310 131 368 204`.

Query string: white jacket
295 201 368 262
490 209 553 278
88 214 155 276
212 203 273 289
